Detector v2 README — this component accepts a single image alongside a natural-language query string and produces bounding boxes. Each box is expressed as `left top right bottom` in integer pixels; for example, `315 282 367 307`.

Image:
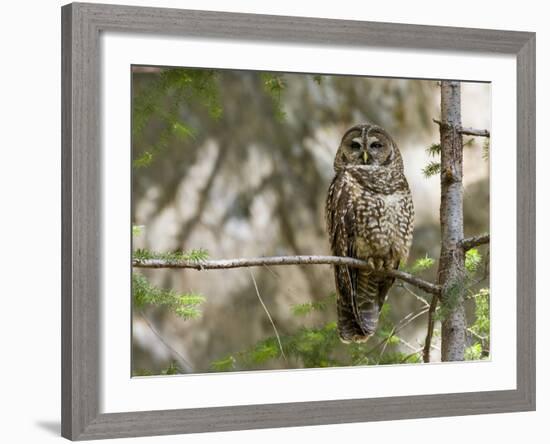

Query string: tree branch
422 294 439 363
133 255 441 295
136 311 194 373
432 119 490 138
248 269 286 361
459 127 490 138
460 233 489 251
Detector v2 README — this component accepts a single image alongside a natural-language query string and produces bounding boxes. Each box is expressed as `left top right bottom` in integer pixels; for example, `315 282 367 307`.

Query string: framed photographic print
61 2 535 440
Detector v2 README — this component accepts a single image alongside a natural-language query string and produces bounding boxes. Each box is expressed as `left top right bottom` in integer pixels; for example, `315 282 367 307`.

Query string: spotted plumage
326 123 414 343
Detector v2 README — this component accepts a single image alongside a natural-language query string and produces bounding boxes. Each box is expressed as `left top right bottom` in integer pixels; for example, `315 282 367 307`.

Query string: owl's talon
338 332 371 344
352 334 371 343
375 258 384 271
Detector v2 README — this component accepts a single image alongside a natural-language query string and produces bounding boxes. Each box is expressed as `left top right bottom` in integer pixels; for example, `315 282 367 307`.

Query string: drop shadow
35 421 60 436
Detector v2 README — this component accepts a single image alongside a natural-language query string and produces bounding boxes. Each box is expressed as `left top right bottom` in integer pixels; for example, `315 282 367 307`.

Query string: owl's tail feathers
337 296 370 343
354 271 389 336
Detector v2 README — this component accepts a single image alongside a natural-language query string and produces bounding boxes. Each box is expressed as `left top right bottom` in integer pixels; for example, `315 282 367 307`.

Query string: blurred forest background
131 66 490 376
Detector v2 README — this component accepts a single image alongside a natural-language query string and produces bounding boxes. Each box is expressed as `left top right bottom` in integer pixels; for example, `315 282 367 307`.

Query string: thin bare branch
467 327 487 342
137 311 194 373
432 119 491 137
248 270 287 361
400 348 424 364
133 255 441 295
433 119 490 138
459 127 490 137
364 307 429 357
396 282 430 308
397 336 419 352
460 233 490 251
422 294 439 363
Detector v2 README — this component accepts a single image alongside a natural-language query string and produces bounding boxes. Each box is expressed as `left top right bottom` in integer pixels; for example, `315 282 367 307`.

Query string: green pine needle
132 225 145 236
422 161 441 178
465 343 482 360
470 288 490 337
210 355 236 372
291 293 335 316
172 122 196 140
465 248 482 274
435 278 464 321
426 143 441 157
132 68 222 168
133 151 154 168
482 139 490 160
161 361 181 375
260 73 287 121
411 255 435 272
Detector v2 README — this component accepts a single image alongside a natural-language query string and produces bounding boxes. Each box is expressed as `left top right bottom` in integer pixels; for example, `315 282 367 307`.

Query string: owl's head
333 123 403 172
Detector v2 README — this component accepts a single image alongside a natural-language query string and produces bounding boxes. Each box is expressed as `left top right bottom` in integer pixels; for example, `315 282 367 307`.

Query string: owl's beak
362 151 368 164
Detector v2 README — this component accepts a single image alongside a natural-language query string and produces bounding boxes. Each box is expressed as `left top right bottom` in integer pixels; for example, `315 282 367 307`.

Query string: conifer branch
133 255 441 295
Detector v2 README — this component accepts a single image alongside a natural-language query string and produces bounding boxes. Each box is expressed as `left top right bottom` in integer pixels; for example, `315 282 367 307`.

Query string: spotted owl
325 123 414 343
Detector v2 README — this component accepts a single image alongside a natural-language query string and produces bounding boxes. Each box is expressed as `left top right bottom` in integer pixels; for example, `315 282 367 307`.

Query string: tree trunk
438 81 466 361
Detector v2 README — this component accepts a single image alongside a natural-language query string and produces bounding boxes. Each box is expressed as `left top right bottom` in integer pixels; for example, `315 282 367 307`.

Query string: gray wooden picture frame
61 2 536 440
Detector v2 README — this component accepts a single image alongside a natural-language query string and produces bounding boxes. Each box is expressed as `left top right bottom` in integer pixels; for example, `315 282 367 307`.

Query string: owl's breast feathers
326 166 414 263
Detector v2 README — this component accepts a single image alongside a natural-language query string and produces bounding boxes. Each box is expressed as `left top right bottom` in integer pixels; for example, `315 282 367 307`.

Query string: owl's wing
326 174 365 342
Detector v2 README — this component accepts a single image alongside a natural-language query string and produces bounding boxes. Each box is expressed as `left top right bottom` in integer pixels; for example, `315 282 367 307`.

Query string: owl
325 123 414 343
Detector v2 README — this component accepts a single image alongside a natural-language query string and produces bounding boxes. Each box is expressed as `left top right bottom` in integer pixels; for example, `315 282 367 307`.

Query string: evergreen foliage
132 225 145 236
422 161 441 178
209 267 438 373
132 226 207 319
132 68 222 168
132 272 205 320
422 142 441 177
260 73 287 121
465 248 482 274
426 143 441 157
291 293 336 317
466 288 490 359
133 361 182 377
482 138 490 160
435 278 464 322
133 247 209 263
409 254 435 273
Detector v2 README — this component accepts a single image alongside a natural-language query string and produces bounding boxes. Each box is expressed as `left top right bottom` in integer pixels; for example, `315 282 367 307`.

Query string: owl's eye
350 141 361 149
370 141 383 149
